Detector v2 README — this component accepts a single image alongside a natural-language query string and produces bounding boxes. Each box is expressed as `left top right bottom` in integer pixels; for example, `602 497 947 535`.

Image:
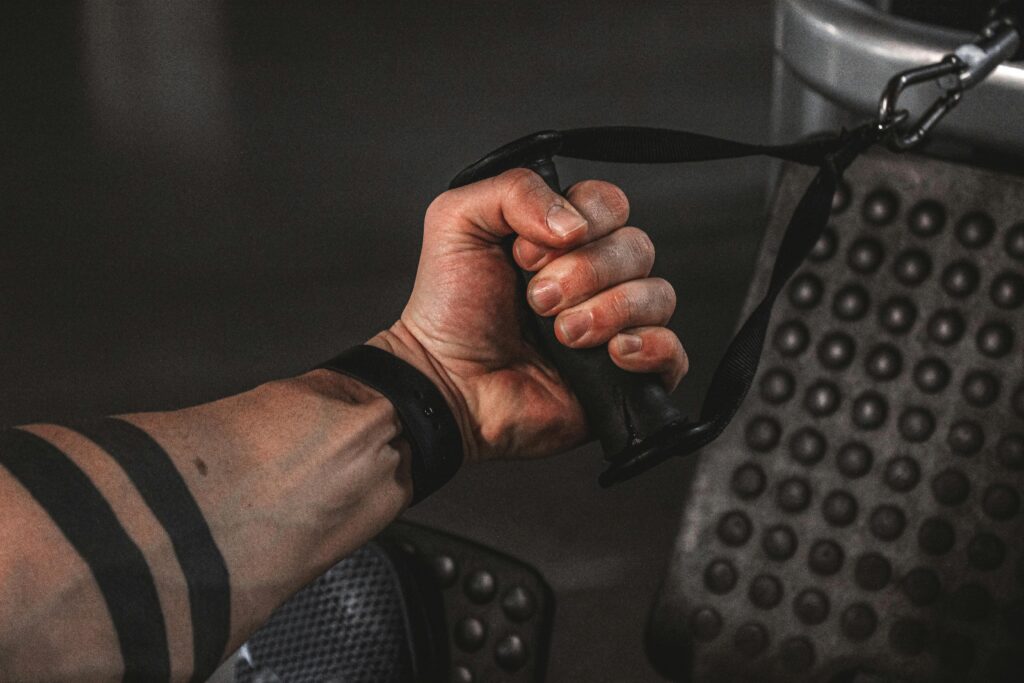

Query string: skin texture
0 171 686 680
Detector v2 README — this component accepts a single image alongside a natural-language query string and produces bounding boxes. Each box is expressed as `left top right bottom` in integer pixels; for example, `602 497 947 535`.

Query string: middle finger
514 179 631 271
527 226 655 316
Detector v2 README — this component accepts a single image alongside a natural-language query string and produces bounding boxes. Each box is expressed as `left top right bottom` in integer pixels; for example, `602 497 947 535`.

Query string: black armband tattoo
0 428 171 682
71 418 231 683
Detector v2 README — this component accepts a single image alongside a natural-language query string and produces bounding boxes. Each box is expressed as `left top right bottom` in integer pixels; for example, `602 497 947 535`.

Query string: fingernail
559 310 592 343
615 333 643 355
515 240 543 271
529 279 562 313
547 204 587 238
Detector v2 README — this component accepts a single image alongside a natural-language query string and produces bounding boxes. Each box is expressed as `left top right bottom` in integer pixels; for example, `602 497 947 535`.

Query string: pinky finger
608 326 689 391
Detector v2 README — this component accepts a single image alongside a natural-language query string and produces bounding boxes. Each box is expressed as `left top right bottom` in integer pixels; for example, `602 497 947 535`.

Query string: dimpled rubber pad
648 151 1024 683
381 522 555 683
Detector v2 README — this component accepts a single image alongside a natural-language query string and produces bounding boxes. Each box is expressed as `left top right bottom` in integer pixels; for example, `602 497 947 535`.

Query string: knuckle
606 288 630 325
557 250 602 299
425 190 457 223
619 227 655 269
582 253 603 292
566 178 598 197
607 288 635 326
675 344 690 384
600 182 630 223
501 167 547 203
515 238 546 269
571 180 630 222
652 277 677 312
667 332 689 374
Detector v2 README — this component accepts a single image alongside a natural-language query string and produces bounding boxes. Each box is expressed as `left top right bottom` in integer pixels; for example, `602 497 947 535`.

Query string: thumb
427 168 589 249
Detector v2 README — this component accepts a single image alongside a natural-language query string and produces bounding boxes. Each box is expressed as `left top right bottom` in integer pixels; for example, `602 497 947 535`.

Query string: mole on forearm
69 418 230 683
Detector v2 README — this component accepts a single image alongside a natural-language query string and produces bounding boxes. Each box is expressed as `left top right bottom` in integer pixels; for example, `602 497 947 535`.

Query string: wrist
291 363 390 406
232 373 413 535
367 322 479 464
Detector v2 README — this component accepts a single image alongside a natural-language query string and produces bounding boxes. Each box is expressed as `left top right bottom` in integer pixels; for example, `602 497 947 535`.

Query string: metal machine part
772 0 1024 161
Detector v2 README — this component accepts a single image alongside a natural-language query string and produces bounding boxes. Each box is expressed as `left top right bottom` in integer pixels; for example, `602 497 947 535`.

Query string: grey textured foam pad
235 542 416 682
229 521 553 683
648 151 1024 683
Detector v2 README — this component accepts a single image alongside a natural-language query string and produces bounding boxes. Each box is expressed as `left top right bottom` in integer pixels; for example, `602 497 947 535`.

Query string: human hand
369 169 688 463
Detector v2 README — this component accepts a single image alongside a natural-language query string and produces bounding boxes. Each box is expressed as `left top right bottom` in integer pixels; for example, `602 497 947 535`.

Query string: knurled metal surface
649 150 1024 683
235 544 411 683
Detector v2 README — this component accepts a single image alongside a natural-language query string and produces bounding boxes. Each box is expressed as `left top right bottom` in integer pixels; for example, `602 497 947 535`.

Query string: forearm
0 370 411 681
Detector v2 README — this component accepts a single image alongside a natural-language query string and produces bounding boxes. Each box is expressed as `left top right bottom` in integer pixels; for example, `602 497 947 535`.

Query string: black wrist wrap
318 345 463 504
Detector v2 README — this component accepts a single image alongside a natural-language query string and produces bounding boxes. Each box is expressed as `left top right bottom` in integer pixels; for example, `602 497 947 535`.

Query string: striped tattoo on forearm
72 418 230 682
0 419 231 682
0 428 171 681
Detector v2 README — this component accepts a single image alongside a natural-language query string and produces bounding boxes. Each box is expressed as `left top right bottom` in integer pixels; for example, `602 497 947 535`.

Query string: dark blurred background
0 2 775 680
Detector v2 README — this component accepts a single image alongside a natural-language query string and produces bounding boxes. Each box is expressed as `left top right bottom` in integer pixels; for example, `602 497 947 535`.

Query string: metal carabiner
877 17 1020 151
877 56 965 150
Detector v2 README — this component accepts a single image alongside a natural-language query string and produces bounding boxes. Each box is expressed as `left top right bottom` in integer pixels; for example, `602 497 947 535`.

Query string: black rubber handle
451 125 874 482
449 131 684 464
515 158 683 462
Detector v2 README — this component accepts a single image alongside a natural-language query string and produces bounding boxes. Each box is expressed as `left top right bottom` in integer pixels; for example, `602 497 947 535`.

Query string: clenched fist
369 169 688 463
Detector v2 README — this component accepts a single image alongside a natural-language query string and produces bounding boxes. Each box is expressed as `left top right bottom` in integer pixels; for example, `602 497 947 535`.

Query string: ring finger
553 277 676 348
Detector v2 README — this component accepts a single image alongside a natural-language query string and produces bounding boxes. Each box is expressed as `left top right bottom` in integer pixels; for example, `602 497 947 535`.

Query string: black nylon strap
319 345 463 504
562 124 879 462
71 418 231 683
693 127 876 439
0 428 171 682
558 126 847 166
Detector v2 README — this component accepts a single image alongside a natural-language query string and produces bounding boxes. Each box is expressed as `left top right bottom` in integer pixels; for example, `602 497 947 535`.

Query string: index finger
426 167 590 250
513 179 631 271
